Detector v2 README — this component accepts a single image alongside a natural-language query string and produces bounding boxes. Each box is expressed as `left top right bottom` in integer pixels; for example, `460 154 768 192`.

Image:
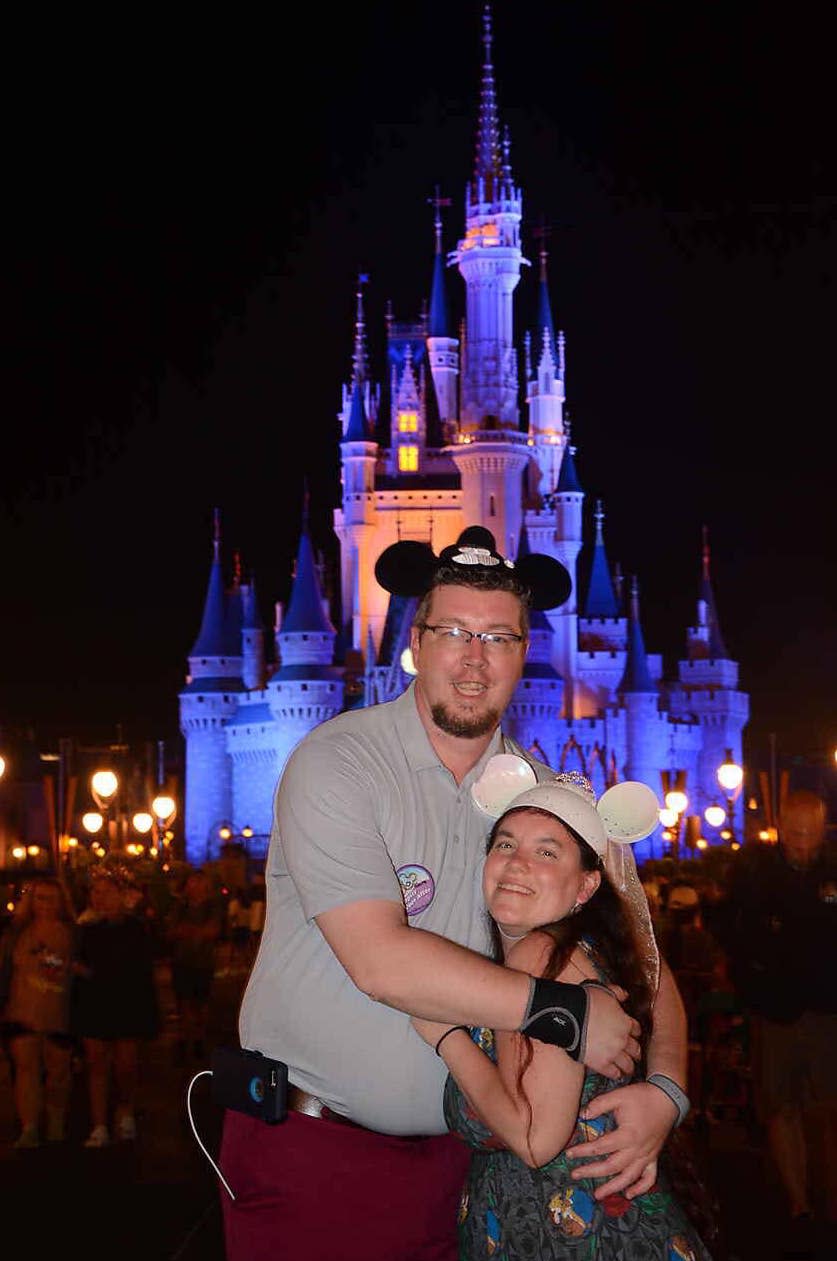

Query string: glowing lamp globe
717 756 743 794
704 804 726 829
152 795 176 822
664 789 688 815
91 770 118 801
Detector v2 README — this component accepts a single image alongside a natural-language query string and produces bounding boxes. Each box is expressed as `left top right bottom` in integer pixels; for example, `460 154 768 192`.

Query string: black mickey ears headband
374 526 572 611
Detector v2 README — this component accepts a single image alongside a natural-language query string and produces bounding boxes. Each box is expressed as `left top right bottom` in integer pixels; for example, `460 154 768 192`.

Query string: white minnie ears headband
471 758 660 846
472 756 661 993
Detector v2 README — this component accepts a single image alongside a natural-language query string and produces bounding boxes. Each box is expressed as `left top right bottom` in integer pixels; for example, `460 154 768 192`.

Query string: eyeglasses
418 624 525 652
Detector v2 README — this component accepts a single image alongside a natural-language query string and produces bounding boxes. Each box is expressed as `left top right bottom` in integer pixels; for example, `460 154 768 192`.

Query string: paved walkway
1 958 833 1260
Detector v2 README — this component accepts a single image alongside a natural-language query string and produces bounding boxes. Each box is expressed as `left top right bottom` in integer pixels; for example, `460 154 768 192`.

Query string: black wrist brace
518 977 589 1060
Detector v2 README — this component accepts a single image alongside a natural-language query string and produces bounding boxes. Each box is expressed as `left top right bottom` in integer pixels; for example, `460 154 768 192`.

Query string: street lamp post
659 778 689 861
717 749 744 847
659 769 688 861
151 794 177 865
82 810 106 860
130 811 154 857
90 768 119 851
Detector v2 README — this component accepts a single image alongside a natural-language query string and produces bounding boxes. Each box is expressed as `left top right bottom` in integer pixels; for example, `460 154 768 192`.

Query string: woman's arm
414 932 586 1167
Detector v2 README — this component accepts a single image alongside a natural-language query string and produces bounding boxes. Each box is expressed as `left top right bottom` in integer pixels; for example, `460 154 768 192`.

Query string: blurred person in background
658 883 727 1123
220 884 253 976
717 789 836 1253
71 866 160 1147
0 876 77 1148
166 867 225 1063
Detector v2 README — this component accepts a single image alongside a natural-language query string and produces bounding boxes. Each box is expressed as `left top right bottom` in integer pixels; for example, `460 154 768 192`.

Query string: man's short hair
414 564 532 639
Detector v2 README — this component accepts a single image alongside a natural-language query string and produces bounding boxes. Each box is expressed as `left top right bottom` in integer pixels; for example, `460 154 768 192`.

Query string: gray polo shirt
238 682 547 1135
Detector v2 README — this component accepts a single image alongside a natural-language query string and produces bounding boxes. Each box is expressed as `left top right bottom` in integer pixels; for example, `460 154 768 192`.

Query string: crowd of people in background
0 854 263 1149
0 792 834 1254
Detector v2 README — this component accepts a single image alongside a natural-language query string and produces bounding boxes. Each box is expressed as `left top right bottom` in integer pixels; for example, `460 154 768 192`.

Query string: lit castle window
398 410 418 433
398 445 418 472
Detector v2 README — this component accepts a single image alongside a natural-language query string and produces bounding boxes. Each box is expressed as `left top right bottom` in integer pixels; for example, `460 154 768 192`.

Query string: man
720 789 836 1246
221 529 688 1261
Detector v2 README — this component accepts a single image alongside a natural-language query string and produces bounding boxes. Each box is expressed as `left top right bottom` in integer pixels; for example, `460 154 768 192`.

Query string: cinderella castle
179 7 748 866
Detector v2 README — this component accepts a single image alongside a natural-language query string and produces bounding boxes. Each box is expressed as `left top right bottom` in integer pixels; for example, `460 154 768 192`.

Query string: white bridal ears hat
472 756 662 991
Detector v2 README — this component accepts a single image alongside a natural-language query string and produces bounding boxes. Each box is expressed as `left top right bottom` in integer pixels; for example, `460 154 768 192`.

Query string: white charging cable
186 1070 236 1201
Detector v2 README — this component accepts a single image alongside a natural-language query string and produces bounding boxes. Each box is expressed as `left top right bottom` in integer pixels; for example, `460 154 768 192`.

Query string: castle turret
339 275 380 436
617 577 664 792
335 371 380 654
545 430 584 715
669 529 749 827
583 501 620 619
454 5 525 431
688 525 729 661
426 190 459 432
446 7 529 558
179 510 243 864
241 573 266 691
266 510 344 775
526 243 566 501
505 526 564 765
225 550 245 658
575 501 627 710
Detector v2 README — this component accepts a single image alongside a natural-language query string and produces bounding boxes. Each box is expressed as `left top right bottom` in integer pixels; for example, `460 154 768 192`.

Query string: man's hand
582 985 641 1079
566 1080 678 1198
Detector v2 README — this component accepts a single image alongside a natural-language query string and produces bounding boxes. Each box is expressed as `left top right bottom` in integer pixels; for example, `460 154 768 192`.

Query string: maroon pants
219 1107 470 1261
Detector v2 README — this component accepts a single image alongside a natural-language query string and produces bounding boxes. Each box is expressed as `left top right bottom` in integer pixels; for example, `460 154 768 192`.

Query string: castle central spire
454 2 524 430
472 5 502 200
352 273 370 386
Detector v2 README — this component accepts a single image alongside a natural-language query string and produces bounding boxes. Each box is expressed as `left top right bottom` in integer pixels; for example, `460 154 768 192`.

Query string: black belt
286 1085 431 1141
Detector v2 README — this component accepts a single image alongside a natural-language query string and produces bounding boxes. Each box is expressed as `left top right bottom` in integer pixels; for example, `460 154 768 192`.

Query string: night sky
3 2 834 770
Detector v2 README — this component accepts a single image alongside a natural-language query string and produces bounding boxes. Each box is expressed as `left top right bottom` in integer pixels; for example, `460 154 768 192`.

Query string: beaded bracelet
435 1025 470 1056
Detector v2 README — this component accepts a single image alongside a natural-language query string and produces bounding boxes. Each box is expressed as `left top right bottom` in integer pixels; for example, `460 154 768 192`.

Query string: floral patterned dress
443 1024 713 1260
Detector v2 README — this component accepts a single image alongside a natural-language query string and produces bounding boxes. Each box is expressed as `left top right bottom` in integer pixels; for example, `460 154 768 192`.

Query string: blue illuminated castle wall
179 11 748 866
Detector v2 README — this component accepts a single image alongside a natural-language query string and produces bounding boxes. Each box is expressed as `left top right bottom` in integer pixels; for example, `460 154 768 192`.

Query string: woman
412 774 713 1260
0 875 77 1148
71 866 160 1147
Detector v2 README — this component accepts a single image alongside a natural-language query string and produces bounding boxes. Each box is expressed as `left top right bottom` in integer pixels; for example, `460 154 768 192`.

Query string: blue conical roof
282 528 334 634
190 512 229 656
535 245 556 358
557 442 582 494
698 528 729 658
584 501 619 617
224 576 244 655
242 578 263 631
617 577 655 693
428 248 449 338
344 379 368 441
